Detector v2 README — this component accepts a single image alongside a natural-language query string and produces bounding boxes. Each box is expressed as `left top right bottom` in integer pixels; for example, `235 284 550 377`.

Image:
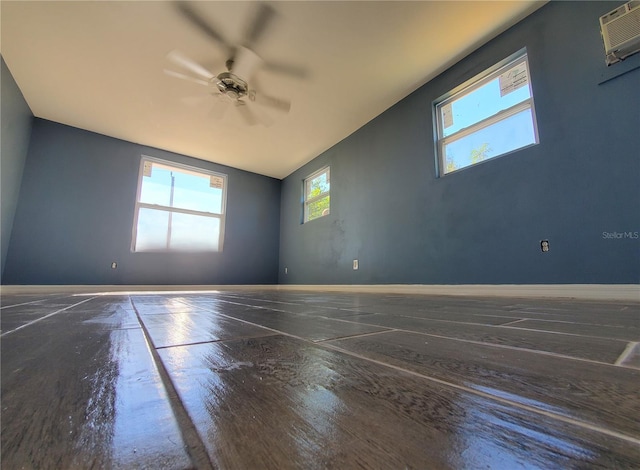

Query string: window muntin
435 50 538 175
132 157 227 252
304 166 330 223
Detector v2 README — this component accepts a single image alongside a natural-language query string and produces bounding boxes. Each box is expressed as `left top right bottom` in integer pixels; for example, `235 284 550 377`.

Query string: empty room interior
1 1 639 468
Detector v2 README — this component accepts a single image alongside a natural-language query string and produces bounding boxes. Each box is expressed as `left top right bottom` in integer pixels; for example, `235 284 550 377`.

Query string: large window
304 166 330 223
132 156 227 252
434 49 539 175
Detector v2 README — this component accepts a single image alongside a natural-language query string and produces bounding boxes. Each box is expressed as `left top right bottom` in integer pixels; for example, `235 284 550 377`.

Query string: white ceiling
1 1 545 179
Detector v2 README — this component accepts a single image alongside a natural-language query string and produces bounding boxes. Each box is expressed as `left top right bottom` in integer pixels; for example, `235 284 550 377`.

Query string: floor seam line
326 313 527 329
330 312 635 341
319 341 640 446
178 299 640 446
513 317 634 327
0 297 98 337
497 324 633 341
390 330 626 368
130 297 214 470
176 299 393 344
155 332 277 350
315 328 397 343
179 301 631 368
1 298 58 309
314 317 628 368
155 339 222 349
498 318 529 326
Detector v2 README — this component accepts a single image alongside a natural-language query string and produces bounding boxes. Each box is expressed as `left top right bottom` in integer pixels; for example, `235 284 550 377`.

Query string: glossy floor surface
2 290 639 469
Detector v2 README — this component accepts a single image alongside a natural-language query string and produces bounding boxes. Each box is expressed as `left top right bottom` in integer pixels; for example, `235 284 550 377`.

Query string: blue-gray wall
4 2 639 286
279 1 640 285
3 119 281 285
1 56 33 279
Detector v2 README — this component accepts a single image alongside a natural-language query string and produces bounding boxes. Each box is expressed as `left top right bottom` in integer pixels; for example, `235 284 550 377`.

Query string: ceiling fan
165 2 304 126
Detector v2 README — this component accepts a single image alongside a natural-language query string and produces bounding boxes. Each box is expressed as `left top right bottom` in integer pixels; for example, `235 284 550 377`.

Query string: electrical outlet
284 267 288 274
541 240 549 252
111 262 118 269
353 259 359 270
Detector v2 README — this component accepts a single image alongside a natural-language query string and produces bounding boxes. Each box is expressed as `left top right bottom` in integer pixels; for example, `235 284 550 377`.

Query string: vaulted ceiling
1 1 545 179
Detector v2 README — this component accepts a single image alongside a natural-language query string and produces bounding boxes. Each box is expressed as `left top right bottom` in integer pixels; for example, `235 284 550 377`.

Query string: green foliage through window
446 143 492 172
304 167 330 222
435 50 538 175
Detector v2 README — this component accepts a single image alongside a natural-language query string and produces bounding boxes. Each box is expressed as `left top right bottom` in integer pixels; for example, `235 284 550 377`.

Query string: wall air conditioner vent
600 1 640 65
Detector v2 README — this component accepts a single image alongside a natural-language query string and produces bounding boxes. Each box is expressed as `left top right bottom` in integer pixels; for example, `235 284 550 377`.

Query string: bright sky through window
435 50 538 175
132 158 226 252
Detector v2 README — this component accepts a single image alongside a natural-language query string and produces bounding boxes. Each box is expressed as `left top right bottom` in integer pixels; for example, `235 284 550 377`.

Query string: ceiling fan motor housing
215 72 248 100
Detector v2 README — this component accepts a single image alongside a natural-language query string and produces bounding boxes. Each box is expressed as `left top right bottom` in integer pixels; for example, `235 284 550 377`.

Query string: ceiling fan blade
251 91 291 113
164 69 210 87
235 102 258 126
208 96 229 120
179 94 212 107
244 2 276 49
232 46 263 82
175 2 232 53
167 50 215 81
262 61 309 80
254 108 275 127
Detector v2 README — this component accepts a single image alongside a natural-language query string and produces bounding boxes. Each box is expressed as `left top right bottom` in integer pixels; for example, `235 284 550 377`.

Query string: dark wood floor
2 289 639 469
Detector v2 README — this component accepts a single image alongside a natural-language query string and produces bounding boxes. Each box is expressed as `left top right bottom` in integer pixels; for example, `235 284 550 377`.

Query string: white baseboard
1 284 638 301
276 284 640 302
0 284 280 295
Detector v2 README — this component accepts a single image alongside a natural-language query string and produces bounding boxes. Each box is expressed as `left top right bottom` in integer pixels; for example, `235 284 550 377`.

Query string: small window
132 156 227 252
434 50 539 175
303 166 330 223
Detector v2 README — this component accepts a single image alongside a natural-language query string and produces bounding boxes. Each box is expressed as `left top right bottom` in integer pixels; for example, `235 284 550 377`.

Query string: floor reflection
1 302 190 469
1 311 118 467
452 395 597 469
5 292 639 468
160 334 640 469
109 327 189 468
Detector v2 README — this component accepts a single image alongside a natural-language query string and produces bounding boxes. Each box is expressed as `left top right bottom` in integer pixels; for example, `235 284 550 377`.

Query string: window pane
434 52 537 177
307 195 330 221
135 208 221 251
140 167 172 206
135 207 169 251
306 170 330 199
140 162 224 214
172 171 223 214
443 108 536 173
441 67 531 138
169 213 220 251
134 158 227 252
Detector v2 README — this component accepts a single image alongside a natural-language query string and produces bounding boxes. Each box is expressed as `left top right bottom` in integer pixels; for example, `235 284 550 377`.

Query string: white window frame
303 166 330 223
131 155 227 252
434 49 539 176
